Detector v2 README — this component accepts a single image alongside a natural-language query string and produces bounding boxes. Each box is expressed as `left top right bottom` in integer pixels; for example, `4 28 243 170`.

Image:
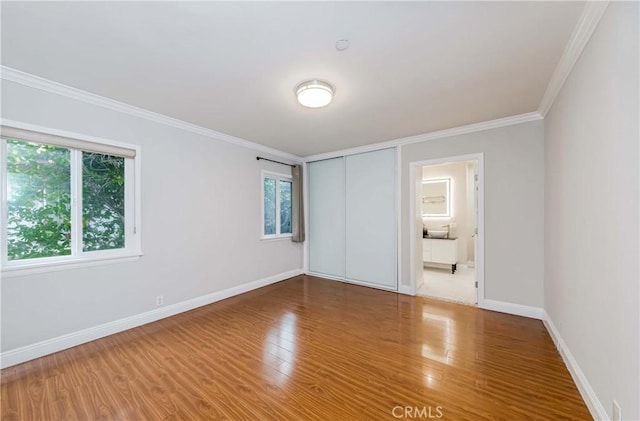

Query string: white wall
401 120 544 307
422 161 469 263
544 2 639 420
0 80 303 352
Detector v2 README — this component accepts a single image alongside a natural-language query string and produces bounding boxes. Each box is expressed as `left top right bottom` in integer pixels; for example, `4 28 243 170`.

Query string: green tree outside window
5 139 126 260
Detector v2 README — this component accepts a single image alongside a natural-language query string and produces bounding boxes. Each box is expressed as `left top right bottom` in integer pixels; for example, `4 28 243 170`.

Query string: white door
473 162 479 296
308 157 345 278
345 148 397 289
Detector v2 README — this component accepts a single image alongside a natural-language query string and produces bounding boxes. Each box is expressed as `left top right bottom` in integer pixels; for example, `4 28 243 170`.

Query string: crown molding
0 66 303 162
537 1 609 117
303 111 542 162
0 3 608 162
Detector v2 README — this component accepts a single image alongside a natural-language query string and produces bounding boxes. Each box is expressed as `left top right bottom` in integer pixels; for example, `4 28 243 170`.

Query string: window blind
0 126 136 159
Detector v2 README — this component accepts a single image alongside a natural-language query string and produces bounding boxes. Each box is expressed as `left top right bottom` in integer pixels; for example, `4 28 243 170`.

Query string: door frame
408 153 485 307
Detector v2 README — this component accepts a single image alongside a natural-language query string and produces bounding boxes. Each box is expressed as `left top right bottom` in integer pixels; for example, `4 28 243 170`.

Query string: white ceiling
1 1 584 157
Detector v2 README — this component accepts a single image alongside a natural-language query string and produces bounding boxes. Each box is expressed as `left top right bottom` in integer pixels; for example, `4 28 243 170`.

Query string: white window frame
0 120 142 277
261 170 292 240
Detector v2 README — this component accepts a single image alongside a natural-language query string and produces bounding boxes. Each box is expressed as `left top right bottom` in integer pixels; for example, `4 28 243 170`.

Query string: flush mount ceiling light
295 79 334 108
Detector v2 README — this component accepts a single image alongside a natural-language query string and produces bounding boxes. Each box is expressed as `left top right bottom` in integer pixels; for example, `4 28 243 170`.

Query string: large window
262 171 292 238
1 124 141 275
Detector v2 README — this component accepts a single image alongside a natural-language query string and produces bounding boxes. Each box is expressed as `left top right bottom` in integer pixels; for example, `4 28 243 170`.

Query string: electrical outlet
156 295 163 306
612 400 621 421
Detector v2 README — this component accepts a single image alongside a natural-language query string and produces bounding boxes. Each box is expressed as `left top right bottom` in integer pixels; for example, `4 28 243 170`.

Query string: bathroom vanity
423 237 458 273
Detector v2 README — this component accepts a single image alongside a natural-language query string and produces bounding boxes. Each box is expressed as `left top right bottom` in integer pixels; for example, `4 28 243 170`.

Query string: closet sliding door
308 157 345 278
345 148 397 289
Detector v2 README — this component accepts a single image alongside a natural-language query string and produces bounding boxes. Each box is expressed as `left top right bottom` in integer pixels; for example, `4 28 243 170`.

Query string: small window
1 125 141 275
262 171 292 238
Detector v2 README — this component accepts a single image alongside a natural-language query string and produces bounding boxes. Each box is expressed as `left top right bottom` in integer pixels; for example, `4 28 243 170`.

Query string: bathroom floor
418 264 476 305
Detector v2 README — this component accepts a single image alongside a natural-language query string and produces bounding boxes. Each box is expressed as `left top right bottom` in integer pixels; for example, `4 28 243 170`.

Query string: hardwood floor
1 275 590 420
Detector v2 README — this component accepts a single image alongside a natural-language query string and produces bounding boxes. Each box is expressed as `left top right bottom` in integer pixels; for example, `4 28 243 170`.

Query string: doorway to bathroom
409 153 484 306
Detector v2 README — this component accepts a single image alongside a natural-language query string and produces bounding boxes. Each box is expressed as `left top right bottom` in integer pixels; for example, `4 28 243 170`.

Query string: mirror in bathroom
422 178 451 218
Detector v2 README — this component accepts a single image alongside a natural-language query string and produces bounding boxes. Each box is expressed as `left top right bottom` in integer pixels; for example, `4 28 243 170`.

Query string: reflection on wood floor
1 275 590 420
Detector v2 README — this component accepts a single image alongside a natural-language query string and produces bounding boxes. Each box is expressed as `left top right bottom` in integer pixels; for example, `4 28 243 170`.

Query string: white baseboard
542 311 608 421
398 284 416 295
480 299 544 320
0 269 302 369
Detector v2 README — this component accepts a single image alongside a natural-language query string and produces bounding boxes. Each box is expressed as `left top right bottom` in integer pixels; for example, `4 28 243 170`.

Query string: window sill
260 235 293 242
1 252 144 278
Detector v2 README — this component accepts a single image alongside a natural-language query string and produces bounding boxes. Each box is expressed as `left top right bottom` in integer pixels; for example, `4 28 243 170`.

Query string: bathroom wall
422 161 469 263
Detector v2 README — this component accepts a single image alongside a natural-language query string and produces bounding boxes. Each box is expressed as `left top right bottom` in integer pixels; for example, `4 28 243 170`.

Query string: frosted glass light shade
296 80 334 108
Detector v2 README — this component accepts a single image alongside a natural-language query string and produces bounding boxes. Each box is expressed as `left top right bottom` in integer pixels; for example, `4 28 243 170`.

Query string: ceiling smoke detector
335 39 350 51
